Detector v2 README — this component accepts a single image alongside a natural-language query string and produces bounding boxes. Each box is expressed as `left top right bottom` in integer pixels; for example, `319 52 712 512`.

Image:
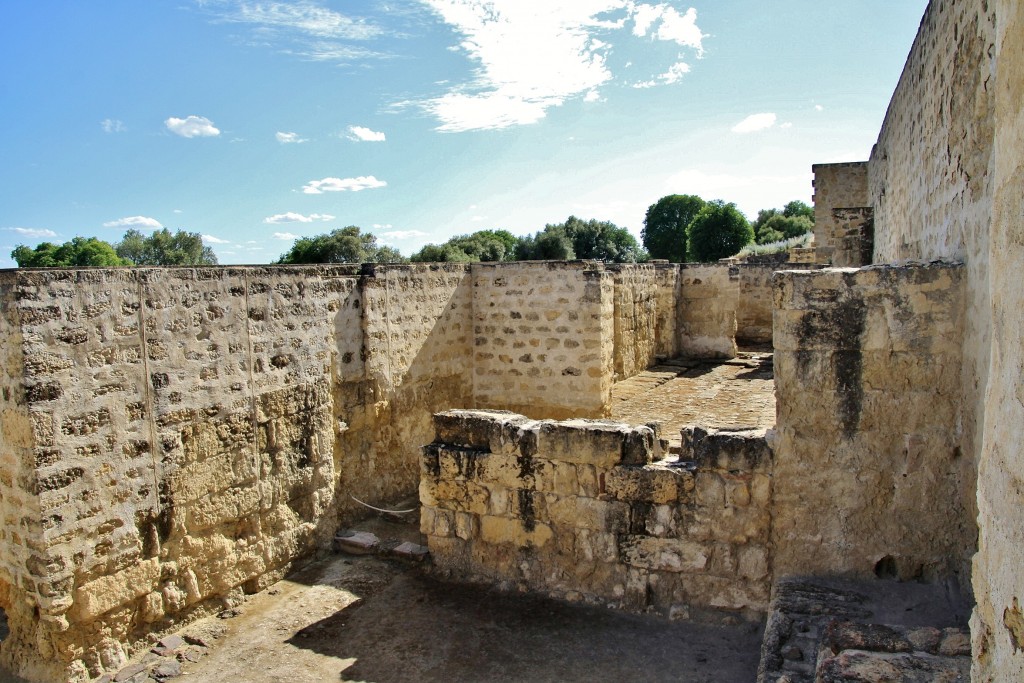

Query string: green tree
12 237 128 267
641 194 705 262
410 229 519 263
116 228 218 265
755 214 814 244
276 226 407 264
515 225 576 261
782 200 814 221
686 201 754 262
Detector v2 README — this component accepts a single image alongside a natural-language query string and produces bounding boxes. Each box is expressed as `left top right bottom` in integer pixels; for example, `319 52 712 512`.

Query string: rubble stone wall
771 263 970 583
471 262 614 419
653 263 682 359
735 263 819 345
421 411 774 621
608 264 658 380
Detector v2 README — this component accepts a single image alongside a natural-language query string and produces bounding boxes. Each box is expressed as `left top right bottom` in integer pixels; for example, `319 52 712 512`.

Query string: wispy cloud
633 60 690 88
815 104 825 111
201 234 231 244
419 1 705 132
276 131 307 143
101 118 126 133
264 212 335 224
272 231 301 240
302 176 386 194
731 112 777 134
199 1 386 63
346 125 386 142
102 216 164 230
165 115 221 138
5 227 58 238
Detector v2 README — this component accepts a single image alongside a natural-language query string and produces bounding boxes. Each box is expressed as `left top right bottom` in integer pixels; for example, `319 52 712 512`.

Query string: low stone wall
771 263 970 582
735 263 820 345
609 264 658 380
421 411 774 621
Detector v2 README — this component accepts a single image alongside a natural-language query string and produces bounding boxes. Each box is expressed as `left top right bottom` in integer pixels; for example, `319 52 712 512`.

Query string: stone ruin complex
0 0 1020 680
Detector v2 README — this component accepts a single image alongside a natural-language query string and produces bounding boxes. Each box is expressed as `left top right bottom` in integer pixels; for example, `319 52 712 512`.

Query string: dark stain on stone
517 488 537 532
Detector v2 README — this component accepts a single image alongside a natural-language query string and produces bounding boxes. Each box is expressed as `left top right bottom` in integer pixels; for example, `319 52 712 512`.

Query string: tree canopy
686 200 754 262
116 228 218 266
12 237 129 267
517 216 646 263
752 200 815 244
276 226 406 264
641 194 706 263
410 230 519 263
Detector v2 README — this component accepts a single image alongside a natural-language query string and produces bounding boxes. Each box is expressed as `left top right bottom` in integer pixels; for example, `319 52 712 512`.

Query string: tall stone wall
971 1 1024 679
421 411 774 621
608 264 658 380
772 264 970 583
735 263 819 345
471 262 614 419
677 265 738 359
653 263 682 359
811 162 870 266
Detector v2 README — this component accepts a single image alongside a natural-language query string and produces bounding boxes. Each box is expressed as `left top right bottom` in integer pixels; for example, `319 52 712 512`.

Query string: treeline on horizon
9 195 814 268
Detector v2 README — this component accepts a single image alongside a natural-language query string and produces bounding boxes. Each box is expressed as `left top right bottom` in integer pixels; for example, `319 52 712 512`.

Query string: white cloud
101 118 126 133
731 113 777 134
201 234 231 244
382 230 428 241
815 104 825 111
302 176 387 194
5 227 57 238
633 60 690 88
173 209 183 214
420 1 704 132
229 2 381 40
102 216 164 230
272 232 301 240
165 115 221 138
583 89 601 102
276 131 307 143
780 122 793 129
372 223 393 230
346 125 386 142
264 212 335 224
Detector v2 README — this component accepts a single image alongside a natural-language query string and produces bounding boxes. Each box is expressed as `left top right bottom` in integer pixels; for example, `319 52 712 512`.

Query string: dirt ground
169 515 763 683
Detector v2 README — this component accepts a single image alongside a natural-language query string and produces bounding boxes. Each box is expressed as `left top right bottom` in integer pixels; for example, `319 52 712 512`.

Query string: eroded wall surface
971 0 1024 678
811 162 869 266
421 411 773 621
609 264 658 379
772 264 970 582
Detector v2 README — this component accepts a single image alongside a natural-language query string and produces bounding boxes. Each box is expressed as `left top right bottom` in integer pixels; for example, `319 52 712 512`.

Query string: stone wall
421 411 774 621
471 262 614 420
771 263 970 583
653 262 682 359
972 1 1024 679
608 264 658 380
735 263 819 345
677 265 738 358
811 162 870 265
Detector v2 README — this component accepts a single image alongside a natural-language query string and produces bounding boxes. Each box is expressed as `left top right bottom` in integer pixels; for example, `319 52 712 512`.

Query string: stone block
620 536 709 573
478 515 553 548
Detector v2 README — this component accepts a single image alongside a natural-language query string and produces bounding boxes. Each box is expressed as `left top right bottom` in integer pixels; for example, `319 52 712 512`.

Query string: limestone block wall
735 263 819 345
608 264 658 379
971 1 1024 679
677 265 738 358
421 411 774 621
811 162 869 265
471 262 614 419
653 262 682 359
771 263 970 583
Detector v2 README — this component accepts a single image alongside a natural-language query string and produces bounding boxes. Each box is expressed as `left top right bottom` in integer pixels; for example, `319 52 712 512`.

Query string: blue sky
0 1 928 266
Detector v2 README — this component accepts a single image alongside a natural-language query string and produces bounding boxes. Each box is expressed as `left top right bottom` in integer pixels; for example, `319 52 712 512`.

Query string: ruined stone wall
471 262 614 419
971 1 1024 678
653 263 682 359
735 263 819 345
772 264 970 583
811 162 869 266
677 265 737 358
608 264 658 380
421 411 773 621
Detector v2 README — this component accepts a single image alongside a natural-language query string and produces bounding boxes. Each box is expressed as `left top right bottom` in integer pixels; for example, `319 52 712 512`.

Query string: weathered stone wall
421 411 774 621
771 263 970 583
735 263 819 345
471 262 614 419
608 264 658 380
653 263 682 359
677 265 738 358
811 162 870 266
971 1 1024 679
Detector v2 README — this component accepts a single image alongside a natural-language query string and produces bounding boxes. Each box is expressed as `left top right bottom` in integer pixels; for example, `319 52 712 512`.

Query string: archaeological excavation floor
610 351 776 451
103 514 762 683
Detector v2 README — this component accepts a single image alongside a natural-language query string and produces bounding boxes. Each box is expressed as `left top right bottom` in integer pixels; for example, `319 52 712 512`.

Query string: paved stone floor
610 352 775 452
